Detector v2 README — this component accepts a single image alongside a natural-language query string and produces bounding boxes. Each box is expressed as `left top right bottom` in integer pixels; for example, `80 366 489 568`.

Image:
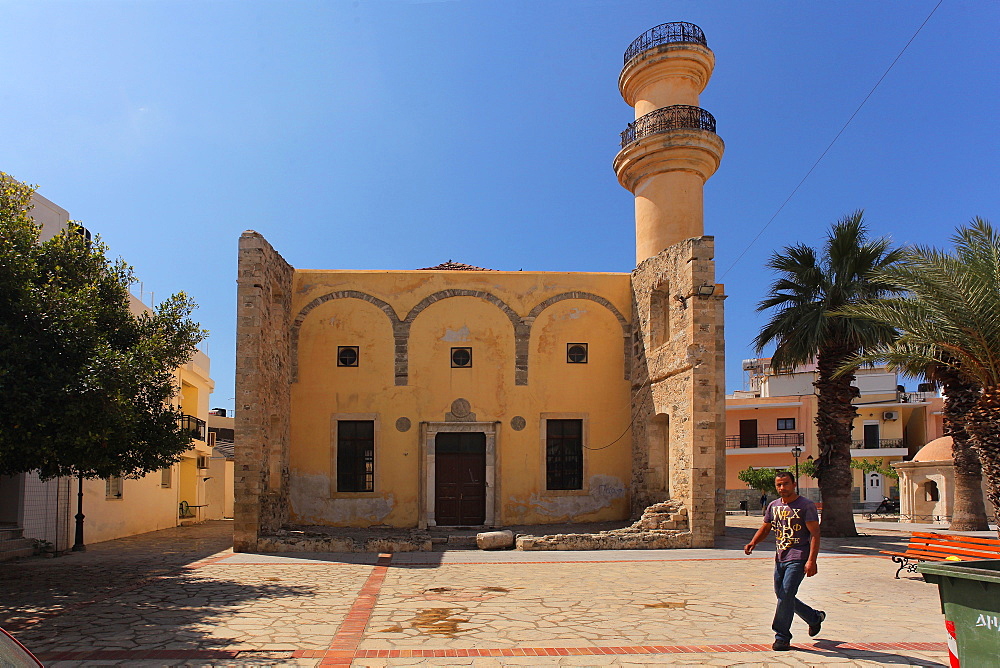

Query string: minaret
613 22 724 263
620 23 727 547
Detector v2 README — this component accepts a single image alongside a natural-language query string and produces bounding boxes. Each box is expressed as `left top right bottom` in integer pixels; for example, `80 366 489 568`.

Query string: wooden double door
434 432 486 526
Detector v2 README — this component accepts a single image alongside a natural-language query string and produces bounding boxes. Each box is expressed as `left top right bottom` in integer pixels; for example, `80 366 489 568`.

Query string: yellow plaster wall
80 471 178 545
288 270 632 528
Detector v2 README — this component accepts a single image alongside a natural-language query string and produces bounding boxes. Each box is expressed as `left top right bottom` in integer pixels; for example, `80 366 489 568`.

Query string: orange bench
881 531 1000 578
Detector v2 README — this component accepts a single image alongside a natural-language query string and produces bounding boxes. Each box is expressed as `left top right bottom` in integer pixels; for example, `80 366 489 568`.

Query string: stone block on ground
477 530 514 550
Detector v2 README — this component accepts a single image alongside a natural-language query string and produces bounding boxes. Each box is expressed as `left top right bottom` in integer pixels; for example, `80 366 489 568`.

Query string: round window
451 348 472 367
337 346 359 367
567 343 588 363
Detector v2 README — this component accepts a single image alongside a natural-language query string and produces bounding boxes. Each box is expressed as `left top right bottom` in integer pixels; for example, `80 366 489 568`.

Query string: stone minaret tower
616 23 726 546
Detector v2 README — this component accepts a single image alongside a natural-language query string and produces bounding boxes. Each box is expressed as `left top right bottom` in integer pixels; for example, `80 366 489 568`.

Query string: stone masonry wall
630 236 725 548
234 231 294 552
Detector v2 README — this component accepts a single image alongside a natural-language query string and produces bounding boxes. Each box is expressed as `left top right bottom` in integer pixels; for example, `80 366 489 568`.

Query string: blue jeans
772 560 820 642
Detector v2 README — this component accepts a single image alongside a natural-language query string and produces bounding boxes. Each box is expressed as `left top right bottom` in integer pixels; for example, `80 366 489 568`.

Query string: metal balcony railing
178 414 206 441
620 105 716 148
624 22 707 65
852 438 905 449
726 433 805 449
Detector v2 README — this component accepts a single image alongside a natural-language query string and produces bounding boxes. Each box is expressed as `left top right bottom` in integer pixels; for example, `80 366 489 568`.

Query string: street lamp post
72 473 85 551
791 446 803 481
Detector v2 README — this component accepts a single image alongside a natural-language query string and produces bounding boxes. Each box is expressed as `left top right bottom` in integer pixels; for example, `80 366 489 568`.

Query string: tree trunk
814 344 860 537
965 386 1000 537
940 371 989 531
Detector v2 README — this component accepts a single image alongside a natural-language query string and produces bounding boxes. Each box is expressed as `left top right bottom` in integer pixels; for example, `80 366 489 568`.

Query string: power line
719 0 945 280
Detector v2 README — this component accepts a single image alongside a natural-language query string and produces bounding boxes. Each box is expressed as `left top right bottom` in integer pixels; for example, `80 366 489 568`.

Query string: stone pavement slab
0 519 955 666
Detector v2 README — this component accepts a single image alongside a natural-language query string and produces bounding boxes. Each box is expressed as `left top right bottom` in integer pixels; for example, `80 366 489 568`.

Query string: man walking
744 471 825 651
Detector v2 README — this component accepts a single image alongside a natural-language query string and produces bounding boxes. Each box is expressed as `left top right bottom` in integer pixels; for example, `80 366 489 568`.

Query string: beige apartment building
725 358 945 510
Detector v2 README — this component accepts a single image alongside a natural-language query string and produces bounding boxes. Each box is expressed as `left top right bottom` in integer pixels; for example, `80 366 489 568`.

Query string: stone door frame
420 422 497 529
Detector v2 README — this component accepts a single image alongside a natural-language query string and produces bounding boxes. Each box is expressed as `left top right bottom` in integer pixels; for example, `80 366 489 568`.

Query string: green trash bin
918 559 1000 667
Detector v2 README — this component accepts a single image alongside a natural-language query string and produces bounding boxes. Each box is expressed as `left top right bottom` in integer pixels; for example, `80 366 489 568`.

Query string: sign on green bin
919 559 1000 667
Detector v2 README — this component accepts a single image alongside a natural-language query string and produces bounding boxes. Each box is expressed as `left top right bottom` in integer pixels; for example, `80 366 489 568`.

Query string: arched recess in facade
401 290 523 386
289 291 402 382
526 292 631 381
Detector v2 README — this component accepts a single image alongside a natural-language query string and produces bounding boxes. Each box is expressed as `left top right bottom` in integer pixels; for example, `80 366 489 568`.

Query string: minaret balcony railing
620 105 716 148
623 22 707 65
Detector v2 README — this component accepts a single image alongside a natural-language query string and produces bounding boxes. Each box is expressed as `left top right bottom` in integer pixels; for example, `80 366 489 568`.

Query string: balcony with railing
852 438 905 450
620 105 716 148
623 22 707 65
177 414 207 442
726 433 805 449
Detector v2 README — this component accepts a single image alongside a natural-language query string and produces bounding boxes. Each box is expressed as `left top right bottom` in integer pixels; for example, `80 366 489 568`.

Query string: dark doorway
863 423 880 449
739 419 758 448
435 432 486 526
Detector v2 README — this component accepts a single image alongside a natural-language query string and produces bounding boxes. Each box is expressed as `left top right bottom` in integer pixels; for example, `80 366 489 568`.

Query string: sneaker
809 610 826 637
772 640 791 651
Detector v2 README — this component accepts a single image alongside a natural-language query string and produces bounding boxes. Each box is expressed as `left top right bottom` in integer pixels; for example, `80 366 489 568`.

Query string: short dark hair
774 470 796 485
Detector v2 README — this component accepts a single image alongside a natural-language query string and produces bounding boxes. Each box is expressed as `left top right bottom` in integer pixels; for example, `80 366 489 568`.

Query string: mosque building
233 22 726 551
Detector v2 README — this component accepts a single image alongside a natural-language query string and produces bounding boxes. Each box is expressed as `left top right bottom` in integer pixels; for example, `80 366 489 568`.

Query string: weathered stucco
509 474 627 521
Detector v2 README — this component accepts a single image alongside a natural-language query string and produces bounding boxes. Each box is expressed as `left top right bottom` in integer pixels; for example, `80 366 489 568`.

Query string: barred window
337 420 374 492
546 419 583 490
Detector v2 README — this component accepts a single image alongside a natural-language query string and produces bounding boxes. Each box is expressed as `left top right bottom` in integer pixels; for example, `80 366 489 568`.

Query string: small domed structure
913 436 953 462
895 435 994 525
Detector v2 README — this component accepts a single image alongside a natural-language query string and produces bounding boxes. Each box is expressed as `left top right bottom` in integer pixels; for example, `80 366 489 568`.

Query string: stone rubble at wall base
516 500 691 551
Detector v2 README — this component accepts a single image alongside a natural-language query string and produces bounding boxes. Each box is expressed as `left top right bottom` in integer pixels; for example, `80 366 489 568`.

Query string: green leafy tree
836 219 1000 535
754 212 904 537
0 174 207 479
799 457 898 481
737 467 780 496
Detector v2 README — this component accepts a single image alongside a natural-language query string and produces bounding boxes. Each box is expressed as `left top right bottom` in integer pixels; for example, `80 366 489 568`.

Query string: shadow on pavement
0 520 233 630
12 573 318 655
806 639 946 666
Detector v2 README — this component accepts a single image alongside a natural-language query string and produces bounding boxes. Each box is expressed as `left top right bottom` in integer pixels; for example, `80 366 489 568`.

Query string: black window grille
451 347 472 368
337 420 374 492
567 343 588 364
546 419 583 490
337 346 359 367
777 418 796 431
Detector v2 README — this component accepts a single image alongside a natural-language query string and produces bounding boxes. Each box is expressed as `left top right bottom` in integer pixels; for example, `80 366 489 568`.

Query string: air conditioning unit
883 410 899 421
207 431 217 448
197 455 210 470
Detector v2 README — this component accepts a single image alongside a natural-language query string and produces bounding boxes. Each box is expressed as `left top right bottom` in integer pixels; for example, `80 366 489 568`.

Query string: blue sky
3 0 997 410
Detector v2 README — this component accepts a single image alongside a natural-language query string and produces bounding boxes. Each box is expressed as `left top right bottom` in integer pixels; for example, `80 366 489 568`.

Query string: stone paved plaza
0 518 961 666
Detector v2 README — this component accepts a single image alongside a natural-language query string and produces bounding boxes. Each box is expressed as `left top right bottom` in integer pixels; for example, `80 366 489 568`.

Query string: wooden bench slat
911 532 1000 547
909 541 1000 556
881 531 1000 578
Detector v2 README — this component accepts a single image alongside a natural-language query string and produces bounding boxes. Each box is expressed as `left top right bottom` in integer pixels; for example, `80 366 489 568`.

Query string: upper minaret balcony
619 22 715 118
623 22 707 64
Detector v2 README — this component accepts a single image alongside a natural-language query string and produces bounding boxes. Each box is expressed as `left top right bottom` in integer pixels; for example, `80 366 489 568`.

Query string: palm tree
836 219 1000 534
754 212 904 537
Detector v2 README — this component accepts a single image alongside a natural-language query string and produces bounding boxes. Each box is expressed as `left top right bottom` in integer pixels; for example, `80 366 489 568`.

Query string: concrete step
0 537 35 561
0 525 25 541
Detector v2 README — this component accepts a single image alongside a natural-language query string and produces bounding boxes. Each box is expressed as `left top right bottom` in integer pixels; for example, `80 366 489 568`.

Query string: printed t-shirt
764 495 819 562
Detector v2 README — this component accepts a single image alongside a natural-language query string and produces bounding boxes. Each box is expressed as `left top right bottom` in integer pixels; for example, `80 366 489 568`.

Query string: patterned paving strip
317 553 395 666
34 641 948 662
4 549 233 632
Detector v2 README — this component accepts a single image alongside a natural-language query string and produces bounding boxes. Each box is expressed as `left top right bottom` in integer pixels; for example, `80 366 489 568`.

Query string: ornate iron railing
624 22 707 64
726 433 805 449
620 105 716 147
852 438 905 449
